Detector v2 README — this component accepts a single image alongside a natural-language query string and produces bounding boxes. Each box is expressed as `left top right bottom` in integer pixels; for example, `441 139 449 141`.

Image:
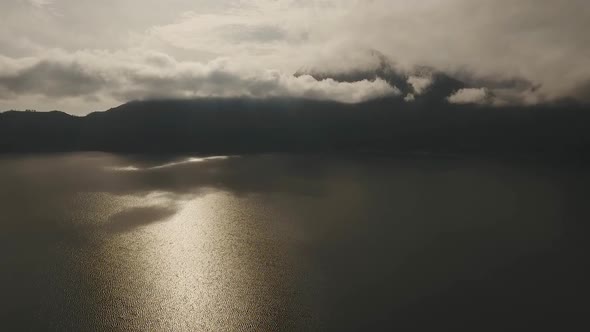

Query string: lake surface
0 153 588 331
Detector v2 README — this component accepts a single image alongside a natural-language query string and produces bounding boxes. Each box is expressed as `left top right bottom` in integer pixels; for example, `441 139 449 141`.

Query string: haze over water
1 153 588 331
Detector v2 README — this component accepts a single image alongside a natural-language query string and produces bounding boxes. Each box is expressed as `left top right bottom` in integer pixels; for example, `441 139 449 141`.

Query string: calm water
0 153 588 331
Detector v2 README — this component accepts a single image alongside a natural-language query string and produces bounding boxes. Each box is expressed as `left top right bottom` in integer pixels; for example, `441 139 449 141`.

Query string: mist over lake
1 153 588 331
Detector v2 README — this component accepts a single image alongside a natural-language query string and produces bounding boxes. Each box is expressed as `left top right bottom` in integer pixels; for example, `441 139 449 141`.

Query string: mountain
1 98 589 157
0 110 80 152
294 50 466 104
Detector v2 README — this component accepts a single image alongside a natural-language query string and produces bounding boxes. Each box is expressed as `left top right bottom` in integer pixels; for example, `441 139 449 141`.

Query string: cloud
447 88 489 104
407 76 433 95
29 0 54 8
0 50 400 106
1 0 589 113
404 93 415 102
216 24 288 43
572 80 590 103
0 58 105 98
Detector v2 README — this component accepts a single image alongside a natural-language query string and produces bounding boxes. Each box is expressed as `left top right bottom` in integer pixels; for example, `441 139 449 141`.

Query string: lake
0 153 588 331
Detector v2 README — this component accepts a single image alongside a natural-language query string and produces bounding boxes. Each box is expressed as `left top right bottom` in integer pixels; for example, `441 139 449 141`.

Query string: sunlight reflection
108 156 232 172
128 192 274 330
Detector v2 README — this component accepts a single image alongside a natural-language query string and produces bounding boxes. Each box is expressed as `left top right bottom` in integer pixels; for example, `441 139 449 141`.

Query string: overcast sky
0 0 588 114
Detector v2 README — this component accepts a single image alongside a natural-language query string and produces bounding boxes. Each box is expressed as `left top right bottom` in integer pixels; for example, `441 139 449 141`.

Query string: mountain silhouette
1 97 589 157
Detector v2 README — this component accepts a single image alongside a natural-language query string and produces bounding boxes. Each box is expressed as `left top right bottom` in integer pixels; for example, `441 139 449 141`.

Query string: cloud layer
0 50 398 107
1 0 589 113
447 88 490 105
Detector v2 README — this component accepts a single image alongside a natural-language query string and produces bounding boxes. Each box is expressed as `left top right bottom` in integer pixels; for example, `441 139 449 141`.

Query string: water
0 153 588 331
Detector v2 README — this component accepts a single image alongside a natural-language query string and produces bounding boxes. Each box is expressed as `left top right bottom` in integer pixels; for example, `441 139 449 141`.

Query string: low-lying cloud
0 50 399 106
448 88 490 105
407 76 433 96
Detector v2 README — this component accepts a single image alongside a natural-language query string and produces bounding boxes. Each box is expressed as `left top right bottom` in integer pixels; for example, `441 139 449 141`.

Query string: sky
0 0 589 114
